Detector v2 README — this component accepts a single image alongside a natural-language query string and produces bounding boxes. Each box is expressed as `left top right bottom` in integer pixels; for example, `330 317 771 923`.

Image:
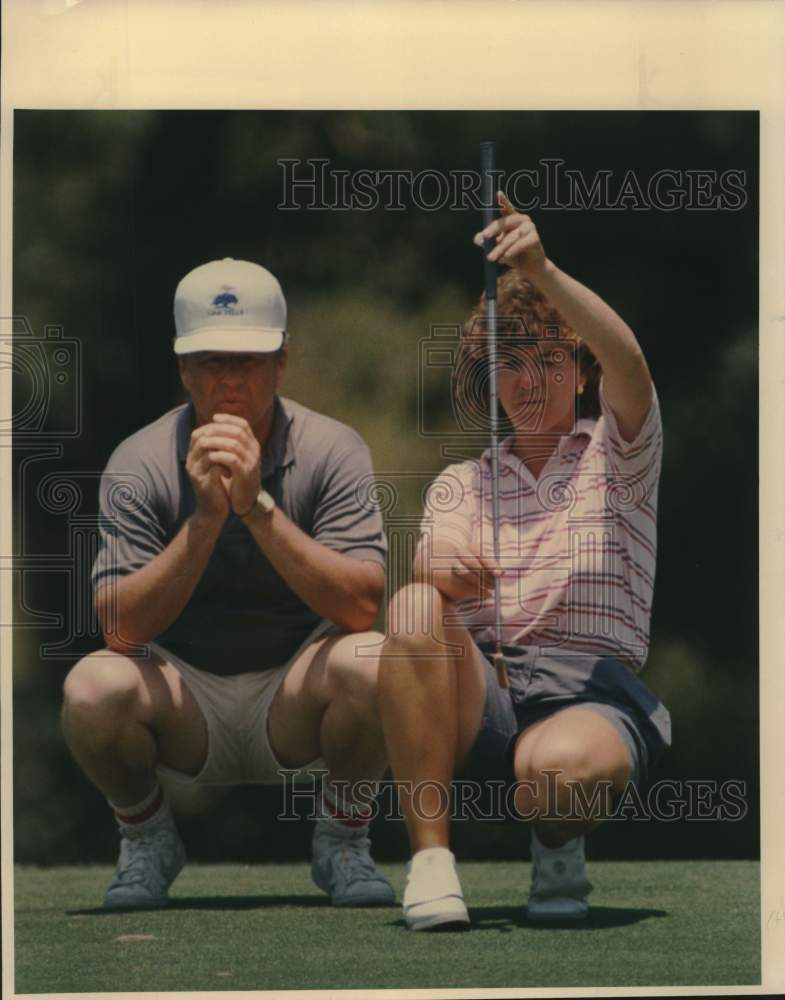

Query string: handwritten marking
766 898 785 930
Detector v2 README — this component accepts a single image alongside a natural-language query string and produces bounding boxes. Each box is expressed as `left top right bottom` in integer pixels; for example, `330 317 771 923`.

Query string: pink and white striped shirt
420 380 663 671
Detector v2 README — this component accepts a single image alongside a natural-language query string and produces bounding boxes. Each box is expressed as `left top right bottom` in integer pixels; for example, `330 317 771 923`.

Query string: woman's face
495 339 584 435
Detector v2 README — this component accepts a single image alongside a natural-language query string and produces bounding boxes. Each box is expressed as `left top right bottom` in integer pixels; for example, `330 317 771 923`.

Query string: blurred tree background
11 110 758 864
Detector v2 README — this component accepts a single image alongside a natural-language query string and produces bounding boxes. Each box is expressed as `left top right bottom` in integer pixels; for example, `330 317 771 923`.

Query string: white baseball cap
173 257 287 355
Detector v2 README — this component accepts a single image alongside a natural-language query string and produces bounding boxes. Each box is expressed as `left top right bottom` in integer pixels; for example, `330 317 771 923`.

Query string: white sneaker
104 811 186 910
402 847 470 931
527 829 592 921
311 820 395 907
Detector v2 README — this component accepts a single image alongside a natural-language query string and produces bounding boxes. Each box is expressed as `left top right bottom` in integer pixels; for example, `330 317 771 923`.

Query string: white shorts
150 622 333 786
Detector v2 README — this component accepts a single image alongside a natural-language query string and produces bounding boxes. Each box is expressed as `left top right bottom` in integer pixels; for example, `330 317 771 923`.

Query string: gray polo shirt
91 396 387 675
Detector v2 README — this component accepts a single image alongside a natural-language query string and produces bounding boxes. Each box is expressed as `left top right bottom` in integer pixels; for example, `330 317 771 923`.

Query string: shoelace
329 838 379 882
115 828 173 886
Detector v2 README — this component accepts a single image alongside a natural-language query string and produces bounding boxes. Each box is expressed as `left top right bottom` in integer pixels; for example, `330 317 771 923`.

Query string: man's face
495 339 583 435
178 350 287 434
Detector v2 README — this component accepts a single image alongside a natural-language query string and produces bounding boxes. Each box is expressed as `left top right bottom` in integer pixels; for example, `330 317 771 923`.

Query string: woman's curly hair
454 268 602 425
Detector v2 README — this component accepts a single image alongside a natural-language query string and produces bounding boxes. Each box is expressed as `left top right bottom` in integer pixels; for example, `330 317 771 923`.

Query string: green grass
14 861 759 992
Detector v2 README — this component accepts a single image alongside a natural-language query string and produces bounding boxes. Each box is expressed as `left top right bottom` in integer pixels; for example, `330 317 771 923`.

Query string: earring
577 383 585 396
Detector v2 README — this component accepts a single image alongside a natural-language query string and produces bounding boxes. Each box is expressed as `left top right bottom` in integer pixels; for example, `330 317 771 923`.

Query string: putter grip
493 650 509 689
480 141 497 301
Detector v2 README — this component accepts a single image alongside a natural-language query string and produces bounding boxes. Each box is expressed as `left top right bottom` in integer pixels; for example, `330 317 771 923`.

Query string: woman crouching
379 192 671 931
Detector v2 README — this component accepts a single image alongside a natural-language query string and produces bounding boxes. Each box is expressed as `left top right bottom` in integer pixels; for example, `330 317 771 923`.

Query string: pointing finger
497 190 515 214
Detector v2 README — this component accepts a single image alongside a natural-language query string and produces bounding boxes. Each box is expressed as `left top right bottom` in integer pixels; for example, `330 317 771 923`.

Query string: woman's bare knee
386 583 448 646
386 584 472 676
527 737 595 788
513 723 631 822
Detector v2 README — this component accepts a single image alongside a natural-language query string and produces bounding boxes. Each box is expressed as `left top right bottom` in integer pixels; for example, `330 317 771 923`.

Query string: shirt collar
558 418 595 453
497 418 596 472
176 396 295 476
175 404 194 463
262 396 296 476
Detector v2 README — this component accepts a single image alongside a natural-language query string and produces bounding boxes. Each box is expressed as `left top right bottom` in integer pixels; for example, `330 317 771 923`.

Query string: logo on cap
208 287 244 316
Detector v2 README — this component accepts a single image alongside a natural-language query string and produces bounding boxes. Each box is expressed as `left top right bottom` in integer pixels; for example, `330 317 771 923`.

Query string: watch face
258 490 275 513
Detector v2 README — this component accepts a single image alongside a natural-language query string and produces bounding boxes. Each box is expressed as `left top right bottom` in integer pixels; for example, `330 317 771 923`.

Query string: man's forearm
242 507 383 631
96 512 224 649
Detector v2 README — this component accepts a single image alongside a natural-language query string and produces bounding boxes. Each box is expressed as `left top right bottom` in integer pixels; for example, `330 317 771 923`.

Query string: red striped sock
321 784 372 830
110 785 165 828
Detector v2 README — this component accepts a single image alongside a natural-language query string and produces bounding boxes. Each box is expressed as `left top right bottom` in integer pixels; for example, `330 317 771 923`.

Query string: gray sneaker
311 820 395 907
104 816 186 910
527 830 593 921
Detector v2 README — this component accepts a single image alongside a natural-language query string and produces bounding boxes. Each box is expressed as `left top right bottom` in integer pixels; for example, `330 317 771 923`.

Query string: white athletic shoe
527 829 592 921
311 820 395 907
104 812 186 910
402 847 470 931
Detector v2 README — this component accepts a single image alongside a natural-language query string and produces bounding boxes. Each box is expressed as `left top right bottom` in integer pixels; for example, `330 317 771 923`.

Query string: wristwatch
241 489 276 523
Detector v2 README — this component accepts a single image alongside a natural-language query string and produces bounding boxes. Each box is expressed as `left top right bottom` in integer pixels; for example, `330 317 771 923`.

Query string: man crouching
62 258 394 910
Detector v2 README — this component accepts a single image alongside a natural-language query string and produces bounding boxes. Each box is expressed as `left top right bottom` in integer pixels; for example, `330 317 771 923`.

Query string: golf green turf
14 860 759 992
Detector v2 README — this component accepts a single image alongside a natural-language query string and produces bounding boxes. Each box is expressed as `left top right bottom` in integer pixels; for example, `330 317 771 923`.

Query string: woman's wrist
521 256 556 288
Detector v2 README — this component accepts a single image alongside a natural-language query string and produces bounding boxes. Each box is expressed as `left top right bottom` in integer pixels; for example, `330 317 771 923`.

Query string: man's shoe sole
312 873 396 907
311 857 396 908
104 895 169 911
331 888 396 907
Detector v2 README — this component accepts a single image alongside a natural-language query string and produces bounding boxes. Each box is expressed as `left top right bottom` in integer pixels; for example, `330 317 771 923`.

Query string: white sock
109 784 168 833
317 782 373 837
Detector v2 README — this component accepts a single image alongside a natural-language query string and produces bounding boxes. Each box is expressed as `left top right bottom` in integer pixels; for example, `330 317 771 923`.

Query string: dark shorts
460 643 672 792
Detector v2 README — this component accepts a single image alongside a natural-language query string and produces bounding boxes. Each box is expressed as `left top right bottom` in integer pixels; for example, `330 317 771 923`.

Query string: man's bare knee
64 651 139 709
62 650 143 730
322 632 383 711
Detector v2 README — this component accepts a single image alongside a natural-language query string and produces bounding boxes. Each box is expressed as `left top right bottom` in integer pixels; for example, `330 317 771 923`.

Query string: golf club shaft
480 141 509 689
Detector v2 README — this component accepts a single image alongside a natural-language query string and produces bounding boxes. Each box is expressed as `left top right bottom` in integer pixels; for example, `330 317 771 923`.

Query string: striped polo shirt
420 380 663 671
